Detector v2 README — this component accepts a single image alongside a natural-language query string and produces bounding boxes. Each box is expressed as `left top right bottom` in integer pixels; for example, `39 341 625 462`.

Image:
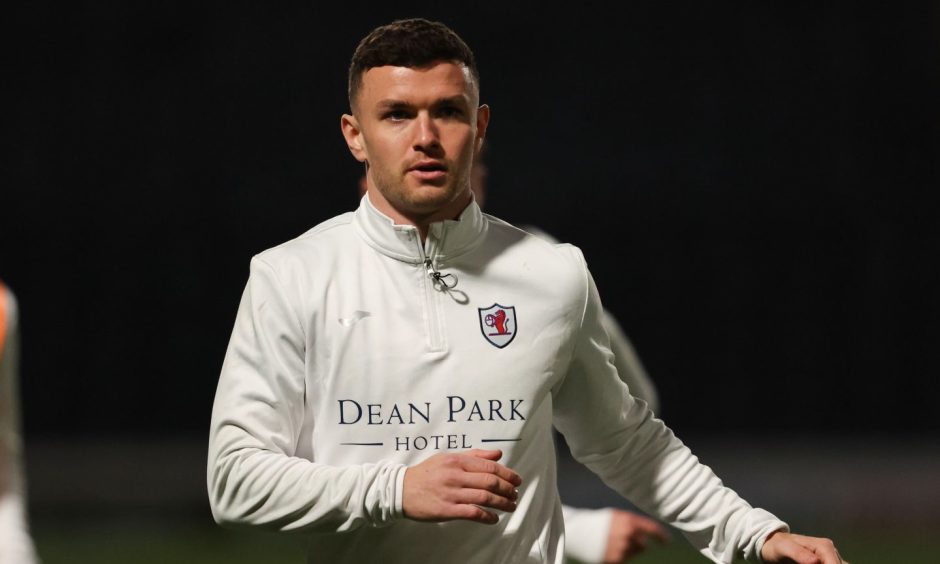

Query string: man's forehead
359 62 477 103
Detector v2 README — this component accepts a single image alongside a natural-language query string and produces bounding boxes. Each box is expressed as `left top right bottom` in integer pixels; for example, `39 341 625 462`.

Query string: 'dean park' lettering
337 396 526 426
446 395 525 422
337 399 431 425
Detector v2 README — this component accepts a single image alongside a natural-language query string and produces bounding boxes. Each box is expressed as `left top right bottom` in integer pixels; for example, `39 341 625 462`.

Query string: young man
0 282 40 564
208 18 845 564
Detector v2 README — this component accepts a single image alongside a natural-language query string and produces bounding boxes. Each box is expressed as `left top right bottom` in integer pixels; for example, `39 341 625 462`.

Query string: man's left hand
602 509 669 563
761 531 848 564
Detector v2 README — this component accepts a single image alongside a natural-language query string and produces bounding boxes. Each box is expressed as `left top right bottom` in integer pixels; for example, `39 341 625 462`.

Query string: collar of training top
354 193 488 264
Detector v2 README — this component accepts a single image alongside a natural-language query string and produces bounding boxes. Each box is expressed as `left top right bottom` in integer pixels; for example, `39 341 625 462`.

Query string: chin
407 185 458 205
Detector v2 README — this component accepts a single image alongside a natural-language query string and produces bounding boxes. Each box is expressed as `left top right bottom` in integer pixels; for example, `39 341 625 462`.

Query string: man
360 158 668 563
208 18 845 564
0 281 40 564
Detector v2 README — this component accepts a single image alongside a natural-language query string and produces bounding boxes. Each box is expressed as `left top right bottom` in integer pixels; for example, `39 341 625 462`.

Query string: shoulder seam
296 213 355 241
559 247 591 390
250 256 308 345
258 213 355 256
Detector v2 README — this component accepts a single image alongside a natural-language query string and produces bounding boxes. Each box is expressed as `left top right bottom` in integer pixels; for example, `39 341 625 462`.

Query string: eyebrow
375 96 469 110
375 99 409 110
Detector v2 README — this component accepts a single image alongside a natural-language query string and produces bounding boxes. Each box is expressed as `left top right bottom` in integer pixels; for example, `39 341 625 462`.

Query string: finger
465 448 503 461
803 537 842 564
787 535 840 563
459 455 523 486
457 487 517 512
451 503 499 525
775 537 822 564
461 472 519 500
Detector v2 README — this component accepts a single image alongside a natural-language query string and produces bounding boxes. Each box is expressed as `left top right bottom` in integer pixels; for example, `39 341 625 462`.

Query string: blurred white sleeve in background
0 284 40 564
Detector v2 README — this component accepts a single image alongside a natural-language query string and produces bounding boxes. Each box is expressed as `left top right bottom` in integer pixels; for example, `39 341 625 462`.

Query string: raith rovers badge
478 304 517 348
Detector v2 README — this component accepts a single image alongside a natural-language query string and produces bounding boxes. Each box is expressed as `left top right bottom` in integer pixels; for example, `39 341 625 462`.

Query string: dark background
5 2 939 442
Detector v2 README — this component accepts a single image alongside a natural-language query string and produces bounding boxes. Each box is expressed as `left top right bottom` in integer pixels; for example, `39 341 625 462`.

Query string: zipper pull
424 259 458 291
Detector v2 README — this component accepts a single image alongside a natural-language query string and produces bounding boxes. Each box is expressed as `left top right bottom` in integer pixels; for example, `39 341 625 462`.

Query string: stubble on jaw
367 161 473 221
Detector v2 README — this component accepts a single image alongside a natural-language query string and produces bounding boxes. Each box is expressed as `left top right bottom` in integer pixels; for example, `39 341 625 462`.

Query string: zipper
414 232 447 352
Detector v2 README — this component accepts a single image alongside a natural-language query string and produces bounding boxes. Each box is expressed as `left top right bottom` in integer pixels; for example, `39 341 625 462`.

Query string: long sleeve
551 250 787 563
601 312 660 414
0 287 40 564
561 505 612 563
520 224 660 413
207 257 407 533
559 316 658 563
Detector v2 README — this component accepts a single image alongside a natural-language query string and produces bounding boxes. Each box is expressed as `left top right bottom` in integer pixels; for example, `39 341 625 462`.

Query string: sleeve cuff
369 462 408 527
562 506 613 563
392 463 407 520
752 518 789 563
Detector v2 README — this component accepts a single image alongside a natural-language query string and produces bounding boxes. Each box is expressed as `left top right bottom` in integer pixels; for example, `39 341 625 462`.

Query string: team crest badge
478 304 517 349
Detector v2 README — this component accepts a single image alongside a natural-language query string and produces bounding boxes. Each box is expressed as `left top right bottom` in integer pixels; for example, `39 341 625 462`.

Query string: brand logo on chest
478 303 517 348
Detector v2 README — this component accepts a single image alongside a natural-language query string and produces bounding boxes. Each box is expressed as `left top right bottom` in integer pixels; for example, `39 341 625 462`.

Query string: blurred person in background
0 281 39 564
208 18 846 564
359 154 669 563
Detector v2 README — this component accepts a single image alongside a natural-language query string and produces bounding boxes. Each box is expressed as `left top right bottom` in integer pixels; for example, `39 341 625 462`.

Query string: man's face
342 61 489 223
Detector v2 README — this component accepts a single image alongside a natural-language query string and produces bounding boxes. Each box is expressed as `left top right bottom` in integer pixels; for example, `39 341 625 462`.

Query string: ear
341 113 368 163
474 104 490 154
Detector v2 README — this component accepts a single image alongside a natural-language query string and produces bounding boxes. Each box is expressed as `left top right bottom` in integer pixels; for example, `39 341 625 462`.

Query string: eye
437 105 464 119
383 110 409 121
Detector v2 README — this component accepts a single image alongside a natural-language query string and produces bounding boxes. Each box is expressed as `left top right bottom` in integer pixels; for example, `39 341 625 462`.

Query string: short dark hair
348 18 479 110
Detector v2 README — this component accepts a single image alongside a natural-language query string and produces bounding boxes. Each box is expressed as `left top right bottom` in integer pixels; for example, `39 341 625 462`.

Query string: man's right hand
402 449 523 525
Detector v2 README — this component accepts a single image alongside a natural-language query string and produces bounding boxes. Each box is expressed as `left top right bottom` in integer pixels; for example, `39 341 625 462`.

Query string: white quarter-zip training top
208 195 787 563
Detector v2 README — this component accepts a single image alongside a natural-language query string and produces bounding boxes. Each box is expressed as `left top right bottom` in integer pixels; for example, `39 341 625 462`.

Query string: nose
413 112 442 154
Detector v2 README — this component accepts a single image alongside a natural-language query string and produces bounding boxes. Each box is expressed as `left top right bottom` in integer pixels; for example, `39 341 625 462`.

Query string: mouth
407 161 448 182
